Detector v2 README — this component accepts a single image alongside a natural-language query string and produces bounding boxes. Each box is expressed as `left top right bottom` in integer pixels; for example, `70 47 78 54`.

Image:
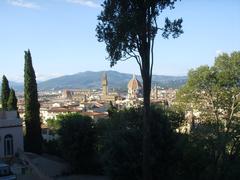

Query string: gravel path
22 153 110 180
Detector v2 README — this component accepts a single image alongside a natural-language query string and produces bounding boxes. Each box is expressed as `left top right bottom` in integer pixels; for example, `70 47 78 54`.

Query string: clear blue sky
0 0 239 82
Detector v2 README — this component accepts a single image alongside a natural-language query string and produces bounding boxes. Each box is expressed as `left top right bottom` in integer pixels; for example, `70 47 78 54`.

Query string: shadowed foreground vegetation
43 105 240 180
43 52 240 180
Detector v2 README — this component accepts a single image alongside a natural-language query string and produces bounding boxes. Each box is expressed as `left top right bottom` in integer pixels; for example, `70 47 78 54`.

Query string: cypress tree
24 49 42 154
1 75 10 110
7 88 18 111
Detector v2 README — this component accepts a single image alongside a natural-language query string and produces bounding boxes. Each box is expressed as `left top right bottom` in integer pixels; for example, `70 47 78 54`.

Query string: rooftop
0 111 22 128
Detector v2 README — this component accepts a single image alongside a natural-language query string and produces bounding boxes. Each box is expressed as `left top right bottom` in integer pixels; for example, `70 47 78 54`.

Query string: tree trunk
141 61 152 180
143 90 152 180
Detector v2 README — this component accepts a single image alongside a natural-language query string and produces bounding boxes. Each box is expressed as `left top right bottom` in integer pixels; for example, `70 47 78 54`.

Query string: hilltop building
128 74 143 99
0 111 24 159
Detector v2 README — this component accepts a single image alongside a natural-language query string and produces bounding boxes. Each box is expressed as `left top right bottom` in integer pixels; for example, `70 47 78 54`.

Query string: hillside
0 71 187 92
38 70 187 90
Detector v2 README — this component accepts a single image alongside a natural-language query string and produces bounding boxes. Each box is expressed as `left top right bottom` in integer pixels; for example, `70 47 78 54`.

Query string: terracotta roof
48 107 81 113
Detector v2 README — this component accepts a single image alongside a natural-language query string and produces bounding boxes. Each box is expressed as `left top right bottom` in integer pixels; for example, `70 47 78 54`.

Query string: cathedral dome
128 74 142 90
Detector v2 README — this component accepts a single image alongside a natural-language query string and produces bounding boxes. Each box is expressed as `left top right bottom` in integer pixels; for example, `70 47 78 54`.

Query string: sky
0 0 239 82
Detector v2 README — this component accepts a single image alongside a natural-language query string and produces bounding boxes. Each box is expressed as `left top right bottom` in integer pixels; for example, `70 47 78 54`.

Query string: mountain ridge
0 71 187 92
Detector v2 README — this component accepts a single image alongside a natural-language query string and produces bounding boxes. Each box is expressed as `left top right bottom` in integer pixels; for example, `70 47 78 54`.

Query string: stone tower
154 84 158 100
102 72 108 96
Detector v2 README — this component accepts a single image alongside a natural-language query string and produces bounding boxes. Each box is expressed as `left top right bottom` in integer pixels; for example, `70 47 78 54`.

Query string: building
101 72 117 102
62 90 72 99
128 74 143 99
0 111 24 159
102 72 108 96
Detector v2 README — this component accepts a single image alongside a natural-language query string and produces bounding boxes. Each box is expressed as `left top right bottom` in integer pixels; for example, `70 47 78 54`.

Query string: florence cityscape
0 0 240 180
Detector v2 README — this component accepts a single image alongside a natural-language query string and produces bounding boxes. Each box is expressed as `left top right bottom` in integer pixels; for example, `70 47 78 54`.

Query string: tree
7 88 18 111
175 51 240 179
107 101 117 117
97 106 184 180
24 49 42 154
176 52 240 127
96 1 183 179
57 113 97 173
1 75 10 110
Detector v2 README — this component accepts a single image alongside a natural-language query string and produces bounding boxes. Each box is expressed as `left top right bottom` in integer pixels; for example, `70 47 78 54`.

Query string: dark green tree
175 51 240 179
7 88 18 111
97 107 184 180
57 113 97 173
1 75 10 110
96 1 183 179
24 49 42 154
108 101 117 118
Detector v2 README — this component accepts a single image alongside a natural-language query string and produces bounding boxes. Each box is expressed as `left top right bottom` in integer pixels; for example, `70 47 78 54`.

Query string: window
4 134 14 157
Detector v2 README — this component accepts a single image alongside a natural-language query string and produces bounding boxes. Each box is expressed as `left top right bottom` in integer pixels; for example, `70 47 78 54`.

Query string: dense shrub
42 139 61 156
43 107 240 179
96 106 184 180
57 113 97 174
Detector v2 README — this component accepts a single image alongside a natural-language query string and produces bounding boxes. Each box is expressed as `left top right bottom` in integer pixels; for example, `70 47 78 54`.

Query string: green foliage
97 3 183 179
24 49 42 154
107 101 117 117
42 139 61 156
7 88 18 111
42 105 240 179
175 51 240 179
46 117 62 134
96 0 183 67
176 51 240 123
180 121 240 180
1 75 10 110
96 108 143 180
57 113 97 174
1 76 18 111
96 107 184 180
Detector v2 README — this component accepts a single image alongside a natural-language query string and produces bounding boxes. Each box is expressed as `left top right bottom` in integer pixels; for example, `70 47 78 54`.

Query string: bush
42 139 61 156
57 113 97 174
96 106 184 180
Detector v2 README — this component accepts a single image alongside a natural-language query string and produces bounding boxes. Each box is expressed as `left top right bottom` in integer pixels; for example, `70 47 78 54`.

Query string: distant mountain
0 81 23 92
38 71 187 90
0 71 187 92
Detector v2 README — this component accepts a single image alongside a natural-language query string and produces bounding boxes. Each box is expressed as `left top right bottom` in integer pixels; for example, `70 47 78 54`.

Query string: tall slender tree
24 49 42 154
96 1 183 179
1 75 10 110
7 88 18 111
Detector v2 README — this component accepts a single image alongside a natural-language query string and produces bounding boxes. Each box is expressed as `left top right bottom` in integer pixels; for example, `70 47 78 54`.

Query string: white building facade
0 111 24 159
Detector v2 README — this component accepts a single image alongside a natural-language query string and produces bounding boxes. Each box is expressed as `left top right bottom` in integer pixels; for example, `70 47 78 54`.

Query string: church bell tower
102 72 108 96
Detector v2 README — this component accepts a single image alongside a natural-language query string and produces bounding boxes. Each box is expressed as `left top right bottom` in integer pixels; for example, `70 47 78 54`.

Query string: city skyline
0 0 240 82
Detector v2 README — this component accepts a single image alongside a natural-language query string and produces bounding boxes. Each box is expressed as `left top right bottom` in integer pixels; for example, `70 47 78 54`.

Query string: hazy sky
0 0 239 82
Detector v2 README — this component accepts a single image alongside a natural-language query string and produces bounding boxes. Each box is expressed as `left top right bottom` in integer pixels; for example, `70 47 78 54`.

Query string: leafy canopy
1 75 10 110
176 51 240 124
96 0 183 67
7 88 18 111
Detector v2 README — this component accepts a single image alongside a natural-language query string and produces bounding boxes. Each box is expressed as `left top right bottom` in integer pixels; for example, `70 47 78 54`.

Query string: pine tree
24 49 42 154
1 75 10 110
7 88 18 111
